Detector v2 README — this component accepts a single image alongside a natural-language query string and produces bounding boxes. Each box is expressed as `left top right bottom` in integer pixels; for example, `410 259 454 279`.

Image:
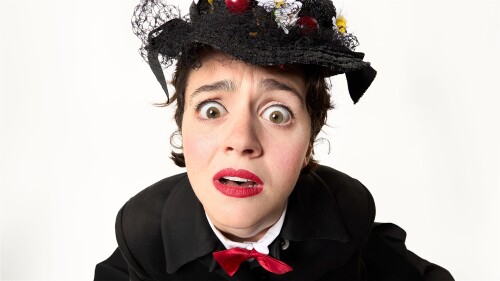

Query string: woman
95 0 453 280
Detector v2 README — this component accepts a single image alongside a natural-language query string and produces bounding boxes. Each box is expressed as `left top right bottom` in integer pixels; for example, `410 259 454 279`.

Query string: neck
206 202 288 243
221 225 271 242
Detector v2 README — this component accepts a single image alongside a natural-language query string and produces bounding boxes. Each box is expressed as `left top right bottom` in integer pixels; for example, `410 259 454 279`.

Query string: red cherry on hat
297 16 319 35
225 0 251 13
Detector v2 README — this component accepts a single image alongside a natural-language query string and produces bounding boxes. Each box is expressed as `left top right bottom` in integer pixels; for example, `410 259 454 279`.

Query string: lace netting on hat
131 0 188 67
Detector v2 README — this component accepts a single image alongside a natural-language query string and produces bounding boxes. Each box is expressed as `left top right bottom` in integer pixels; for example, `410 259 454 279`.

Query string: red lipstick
213 168 263 198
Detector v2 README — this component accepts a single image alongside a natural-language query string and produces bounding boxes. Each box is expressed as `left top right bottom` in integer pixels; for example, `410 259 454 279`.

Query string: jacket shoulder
115 173 188 280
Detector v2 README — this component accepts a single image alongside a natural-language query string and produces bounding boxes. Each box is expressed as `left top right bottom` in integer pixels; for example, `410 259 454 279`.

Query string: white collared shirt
206 203 287 255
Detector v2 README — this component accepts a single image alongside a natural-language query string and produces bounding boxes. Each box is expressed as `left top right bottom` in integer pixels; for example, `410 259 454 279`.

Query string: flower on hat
256 0 303 34
334 14 347 34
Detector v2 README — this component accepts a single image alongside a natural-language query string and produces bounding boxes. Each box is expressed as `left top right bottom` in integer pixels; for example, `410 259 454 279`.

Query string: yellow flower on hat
275 0 285 8
336 15 347 33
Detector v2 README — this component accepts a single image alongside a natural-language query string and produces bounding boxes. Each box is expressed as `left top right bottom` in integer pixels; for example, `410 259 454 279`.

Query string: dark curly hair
159 45 333 173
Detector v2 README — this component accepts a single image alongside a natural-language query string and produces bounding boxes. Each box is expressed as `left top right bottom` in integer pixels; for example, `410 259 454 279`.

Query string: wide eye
198 101 227 119
261 105 292 125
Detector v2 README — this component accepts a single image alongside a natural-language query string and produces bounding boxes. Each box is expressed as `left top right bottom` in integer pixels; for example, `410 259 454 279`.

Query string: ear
302 143 313 168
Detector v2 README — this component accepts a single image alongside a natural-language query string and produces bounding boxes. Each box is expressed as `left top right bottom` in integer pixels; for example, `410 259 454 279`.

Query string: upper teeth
223 176 251 182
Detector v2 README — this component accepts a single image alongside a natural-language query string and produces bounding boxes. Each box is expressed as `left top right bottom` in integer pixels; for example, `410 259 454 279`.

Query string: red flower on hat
225 0 251 13
297 16 319 35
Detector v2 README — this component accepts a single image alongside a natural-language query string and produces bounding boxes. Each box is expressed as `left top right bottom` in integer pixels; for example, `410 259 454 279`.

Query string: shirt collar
161 168 350 274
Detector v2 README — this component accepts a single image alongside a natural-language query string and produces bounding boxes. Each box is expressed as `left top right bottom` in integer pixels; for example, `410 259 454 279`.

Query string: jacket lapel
161 176 219 274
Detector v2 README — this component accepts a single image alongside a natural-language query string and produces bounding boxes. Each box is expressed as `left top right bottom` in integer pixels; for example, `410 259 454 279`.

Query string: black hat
132 0 376 103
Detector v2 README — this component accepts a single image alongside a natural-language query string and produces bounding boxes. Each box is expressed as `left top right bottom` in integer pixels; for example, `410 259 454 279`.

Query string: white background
1 0 499 280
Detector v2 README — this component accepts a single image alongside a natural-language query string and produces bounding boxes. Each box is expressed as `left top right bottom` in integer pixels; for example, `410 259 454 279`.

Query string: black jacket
95 165 453 281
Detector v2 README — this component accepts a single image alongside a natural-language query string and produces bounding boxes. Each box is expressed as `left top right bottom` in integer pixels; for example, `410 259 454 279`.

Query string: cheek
265 132 310 173
269 143 306 169
183 129 214 165
181 115 222 169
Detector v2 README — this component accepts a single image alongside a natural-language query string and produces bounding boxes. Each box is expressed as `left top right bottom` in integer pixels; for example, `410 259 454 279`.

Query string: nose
222 111 263 158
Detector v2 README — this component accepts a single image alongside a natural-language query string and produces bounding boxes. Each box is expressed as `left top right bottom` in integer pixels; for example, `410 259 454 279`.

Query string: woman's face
182 52 312 241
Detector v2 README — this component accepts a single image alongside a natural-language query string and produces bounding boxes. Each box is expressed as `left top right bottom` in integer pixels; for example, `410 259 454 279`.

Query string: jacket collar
161 176 220 274
281 170 350 242
161 168 351 274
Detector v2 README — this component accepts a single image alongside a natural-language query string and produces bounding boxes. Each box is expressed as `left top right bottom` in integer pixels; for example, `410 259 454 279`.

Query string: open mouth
213 168 264 198
218 176 258 187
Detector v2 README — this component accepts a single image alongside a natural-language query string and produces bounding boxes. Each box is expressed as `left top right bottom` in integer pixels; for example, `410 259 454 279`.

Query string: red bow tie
213 248 293 276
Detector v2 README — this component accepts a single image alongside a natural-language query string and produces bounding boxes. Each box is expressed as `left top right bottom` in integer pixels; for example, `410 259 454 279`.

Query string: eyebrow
190 80 235 104
188 78 304 104
259 78 305 104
